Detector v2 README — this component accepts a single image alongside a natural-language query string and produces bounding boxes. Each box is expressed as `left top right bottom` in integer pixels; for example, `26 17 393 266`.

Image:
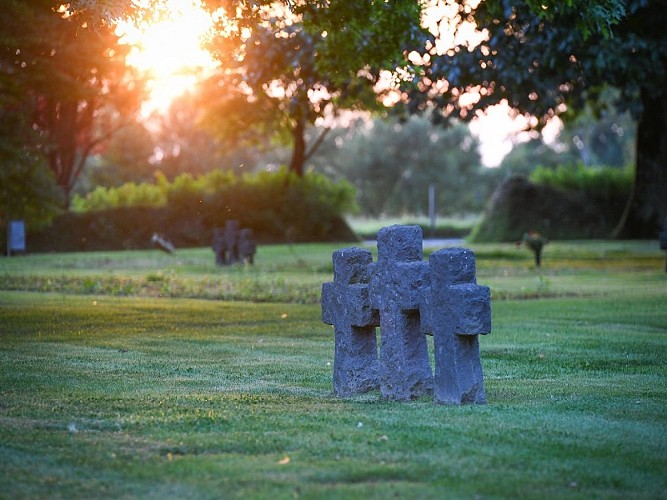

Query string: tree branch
304 126 331 164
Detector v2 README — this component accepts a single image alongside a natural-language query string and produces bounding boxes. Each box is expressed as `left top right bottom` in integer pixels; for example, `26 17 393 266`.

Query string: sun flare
116 0 220 115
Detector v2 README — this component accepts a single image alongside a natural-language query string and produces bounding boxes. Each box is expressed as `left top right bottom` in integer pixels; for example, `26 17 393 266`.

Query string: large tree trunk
289 116 306 177
613 87 667 238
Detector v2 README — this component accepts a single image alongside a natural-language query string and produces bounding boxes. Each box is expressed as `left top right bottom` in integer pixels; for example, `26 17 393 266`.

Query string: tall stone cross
369 225 433 400
428 248 491 404
321 248 380 396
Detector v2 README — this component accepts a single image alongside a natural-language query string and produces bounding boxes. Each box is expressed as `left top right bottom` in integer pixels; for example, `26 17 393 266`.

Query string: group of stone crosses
322 225 491 405
212 220 257 265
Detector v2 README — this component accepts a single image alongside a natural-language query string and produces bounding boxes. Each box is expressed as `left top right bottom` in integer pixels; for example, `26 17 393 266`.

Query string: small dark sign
7 220 26 255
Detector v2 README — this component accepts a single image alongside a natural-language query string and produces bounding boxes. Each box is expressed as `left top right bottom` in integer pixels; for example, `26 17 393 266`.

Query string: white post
428 183 436 236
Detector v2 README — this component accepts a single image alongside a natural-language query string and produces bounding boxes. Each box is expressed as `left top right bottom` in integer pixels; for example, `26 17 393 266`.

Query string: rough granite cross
369 225 433 400
428 248 491 404
321 247 380 396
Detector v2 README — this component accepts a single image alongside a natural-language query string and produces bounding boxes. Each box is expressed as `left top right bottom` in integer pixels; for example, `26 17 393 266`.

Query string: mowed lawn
0 240 666 498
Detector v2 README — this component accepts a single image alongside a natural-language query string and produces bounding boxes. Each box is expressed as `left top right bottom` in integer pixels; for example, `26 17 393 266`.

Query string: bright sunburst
116 0 220 115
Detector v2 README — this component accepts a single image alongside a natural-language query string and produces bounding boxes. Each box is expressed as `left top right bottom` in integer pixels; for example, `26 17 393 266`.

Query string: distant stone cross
212 220 257 265
212 220 240 265
322 225 491 404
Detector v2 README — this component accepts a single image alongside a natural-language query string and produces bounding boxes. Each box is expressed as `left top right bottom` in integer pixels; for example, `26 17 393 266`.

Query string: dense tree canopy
0 0 142 208
200 0 426 176
0 107 62 227
409 0 667 237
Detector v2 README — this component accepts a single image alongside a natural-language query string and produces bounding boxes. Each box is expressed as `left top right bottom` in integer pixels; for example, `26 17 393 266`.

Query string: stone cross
321 248 380 396
428 248 491 404
369 225 433 400
322 225 492 404
238 228 257 264
213 221 257 265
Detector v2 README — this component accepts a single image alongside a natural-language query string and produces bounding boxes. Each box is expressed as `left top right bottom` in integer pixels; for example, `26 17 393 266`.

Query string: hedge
27 169 359 252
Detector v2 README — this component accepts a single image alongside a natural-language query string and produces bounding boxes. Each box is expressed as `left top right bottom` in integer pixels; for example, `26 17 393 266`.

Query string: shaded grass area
1 290 666 498
1 241 664 303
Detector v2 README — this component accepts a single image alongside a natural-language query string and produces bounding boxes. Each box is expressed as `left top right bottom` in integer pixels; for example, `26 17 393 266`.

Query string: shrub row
28 169 358 252
529 164 633 204
72 169 357 213
471 165 632 242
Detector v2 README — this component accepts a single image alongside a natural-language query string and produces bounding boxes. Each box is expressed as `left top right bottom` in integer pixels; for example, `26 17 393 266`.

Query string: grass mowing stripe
2 242 664 303
1 289 666 498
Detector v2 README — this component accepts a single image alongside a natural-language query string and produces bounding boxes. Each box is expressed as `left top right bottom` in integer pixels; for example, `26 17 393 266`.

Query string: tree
0 107 62 229
311 115 488 216
409 0 666 238
0 0 142 207
148 92 264 180
498 138 578 177
557 87 636 168
200 0 426 176
79 120 156 190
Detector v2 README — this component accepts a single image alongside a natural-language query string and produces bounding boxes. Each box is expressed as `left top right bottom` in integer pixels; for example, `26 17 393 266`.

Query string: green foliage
349 215 478 240
0 113 63 229
202 0 426 175
470 171 631 242
556 87 636 168
412 0 665 124
518 0 626 39
146 93 255 181
496 89 635 179
498 138 579 177
530 163 633 201
0 0 143 206
77 120 157 190
311 115 491 216
204 169 357 241
72 179 168 212
72 168 353 216
0 161 62 225
36 169 357 251
408 0 667 237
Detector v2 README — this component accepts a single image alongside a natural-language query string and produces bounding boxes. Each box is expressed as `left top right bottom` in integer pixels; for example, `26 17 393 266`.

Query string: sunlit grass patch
2 240 664 303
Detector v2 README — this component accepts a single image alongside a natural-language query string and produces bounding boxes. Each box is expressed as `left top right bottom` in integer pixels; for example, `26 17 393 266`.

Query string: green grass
1 240 664 302
0 240 666 498
1 291 665 498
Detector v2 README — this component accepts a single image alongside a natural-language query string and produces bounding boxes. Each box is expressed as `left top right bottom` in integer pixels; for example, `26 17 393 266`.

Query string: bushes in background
529 164 632 204
30 169 358 252
470 164 632 242
72 169 355 213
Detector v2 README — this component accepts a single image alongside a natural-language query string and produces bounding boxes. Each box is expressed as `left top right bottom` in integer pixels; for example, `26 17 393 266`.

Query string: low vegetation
529 163 633 195
470 165 633 242
22 169 358 253
1 240 662 303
